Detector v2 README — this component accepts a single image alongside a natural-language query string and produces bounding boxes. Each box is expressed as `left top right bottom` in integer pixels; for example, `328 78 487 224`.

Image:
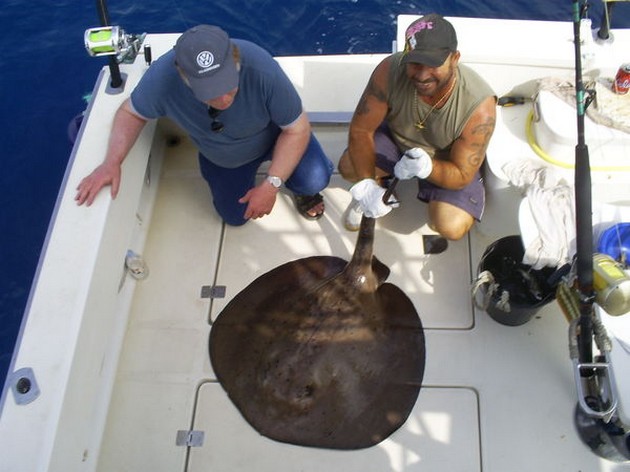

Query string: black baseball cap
402 14 458 67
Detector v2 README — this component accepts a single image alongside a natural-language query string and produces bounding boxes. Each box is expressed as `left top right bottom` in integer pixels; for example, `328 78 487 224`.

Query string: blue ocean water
1 0 629 388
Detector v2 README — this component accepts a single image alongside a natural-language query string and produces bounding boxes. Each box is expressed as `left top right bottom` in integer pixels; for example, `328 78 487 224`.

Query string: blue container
597 223 630 266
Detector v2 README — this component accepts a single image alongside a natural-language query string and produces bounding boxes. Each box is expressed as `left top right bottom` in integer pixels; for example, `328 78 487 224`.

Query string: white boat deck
2 14 630 472
94 128 622 471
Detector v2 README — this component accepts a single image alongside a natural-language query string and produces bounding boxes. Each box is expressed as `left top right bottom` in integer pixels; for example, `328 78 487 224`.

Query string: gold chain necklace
414 75 457 130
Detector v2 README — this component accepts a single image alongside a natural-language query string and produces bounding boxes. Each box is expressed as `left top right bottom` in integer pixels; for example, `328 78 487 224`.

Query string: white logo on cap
197 51 215 68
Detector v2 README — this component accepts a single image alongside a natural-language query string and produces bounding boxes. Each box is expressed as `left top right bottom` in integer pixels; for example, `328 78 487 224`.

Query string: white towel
502 160 576 269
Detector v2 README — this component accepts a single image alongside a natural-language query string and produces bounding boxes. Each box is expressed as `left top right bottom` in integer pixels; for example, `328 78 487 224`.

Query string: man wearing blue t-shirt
75 25 333 224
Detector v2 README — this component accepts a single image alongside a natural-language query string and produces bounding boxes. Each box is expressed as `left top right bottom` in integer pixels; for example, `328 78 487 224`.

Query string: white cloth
537 76 630 134
394 147 432 180
502 160 576 269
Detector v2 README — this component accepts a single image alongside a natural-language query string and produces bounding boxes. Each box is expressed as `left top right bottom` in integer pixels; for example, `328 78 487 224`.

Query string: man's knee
223 216 248 226
213 201 248 226
337 150 356 180
432 221 472 241
429 203 475 241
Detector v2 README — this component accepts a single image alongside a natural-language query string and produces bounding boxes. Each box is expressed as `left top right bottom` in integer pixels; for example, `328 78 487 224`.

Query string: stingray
209 215 426 450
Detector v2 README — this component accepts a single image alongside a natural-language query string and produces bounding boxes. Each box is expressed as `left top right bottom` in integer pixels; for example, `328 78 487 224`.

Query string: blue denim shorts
374 123 485 221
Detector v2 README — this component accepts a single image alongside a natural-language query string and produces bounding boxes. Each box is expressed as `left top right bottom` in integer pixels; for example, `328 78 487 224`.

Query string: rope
567 307 612 360
592 314 613 352
497 290 511 313
471 270 511 313
568 318 580 359
471 270 494 310
556 280 581 321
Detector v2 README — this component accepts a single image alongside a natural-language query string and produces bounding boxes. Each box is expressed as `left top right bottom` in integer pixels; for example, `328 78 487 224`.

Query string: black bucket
474 235 557 326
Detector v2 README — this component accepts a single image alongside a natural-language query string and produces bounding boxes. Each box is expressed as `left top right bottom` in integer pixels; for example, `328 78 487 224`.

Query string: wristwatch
265 175 283 188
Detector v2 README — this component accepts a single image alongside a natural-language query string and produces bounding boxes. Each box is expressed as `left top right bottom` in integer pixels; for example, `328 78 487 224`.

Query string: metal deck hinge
201 285 226 299
176 430 205 447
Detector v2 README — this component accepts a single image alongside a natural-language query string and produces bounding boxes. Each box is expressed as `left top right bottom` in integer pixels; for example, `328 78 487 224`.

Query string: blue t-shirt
130 39 303 168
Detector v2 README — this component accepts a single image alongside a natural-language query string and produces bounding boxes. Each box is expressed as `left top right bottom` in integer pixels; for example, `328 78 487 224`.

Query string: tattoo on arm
466 116 495 167
355 79 387 115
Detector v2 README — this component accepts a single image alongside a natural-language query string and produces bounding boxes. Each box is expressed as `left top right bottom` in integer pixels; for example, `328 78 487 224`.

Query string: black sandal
294 193 325 220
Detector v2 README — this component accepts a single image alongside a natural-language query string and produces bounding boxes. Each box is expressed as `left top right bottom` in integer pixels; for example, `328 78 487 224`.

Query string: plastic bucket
473 235 557 326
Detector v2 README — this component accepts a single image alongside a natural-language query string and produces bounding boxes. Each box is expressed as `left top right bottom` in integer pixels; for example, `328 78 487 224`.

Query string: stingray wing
210 255 425 450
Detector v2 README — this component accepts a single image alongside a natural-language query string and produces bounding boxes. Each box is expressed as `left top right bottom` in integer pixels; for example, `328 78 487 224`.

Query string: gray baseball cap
174 25 239 101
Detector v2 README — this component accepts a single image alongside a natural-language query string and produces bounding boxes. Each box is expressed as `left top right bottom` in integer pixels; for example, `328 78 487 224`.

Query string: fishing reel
556 255 630 461
84 26 147 64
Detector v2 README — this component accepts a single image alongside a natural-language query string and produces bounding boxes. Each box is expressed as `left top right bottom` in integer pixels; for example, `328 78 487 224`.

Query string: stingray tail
342 216 391 291
348 215 376 267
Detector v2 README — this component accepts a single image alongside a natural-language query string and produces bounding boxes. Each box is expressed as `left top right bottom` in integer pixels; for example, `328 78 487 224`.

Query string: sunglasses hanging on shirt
208 107 224 133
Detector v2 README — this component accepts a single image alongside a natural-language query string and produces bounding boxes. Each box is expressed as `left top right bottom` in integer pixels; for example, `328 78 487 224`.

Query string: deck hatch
188 383 481 471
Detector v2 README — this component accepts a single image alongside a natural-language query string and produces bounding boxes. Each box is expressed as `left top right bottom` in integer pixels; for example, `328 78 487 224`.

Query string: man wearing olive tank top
339 14 496 242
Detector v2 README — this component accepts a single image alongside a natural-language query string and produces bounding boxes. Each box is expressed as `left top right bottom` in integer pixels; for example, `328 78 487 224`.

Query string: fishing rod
566 0 621 424
96 0 123 88
572 0 596 363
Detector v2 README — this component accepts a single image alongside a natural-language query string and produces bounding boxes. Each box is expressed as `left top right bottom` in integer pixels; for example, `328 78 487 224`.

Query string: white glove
350 178 392 218
394 147 432 180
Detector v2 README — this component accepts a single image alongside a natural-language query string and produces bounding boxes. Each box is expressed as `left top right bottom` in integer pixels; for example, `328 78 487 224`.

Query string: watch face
267 175 282 188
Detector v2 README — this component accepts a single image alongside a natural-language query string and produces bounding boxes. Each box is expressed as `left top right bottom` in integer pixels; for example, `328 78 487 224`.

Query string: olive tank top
386 52 495 158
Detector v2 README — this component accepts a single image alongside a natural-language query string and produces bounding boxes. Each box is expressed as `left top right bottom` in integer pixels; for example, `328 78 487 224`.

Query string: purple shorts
374 124 485 221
